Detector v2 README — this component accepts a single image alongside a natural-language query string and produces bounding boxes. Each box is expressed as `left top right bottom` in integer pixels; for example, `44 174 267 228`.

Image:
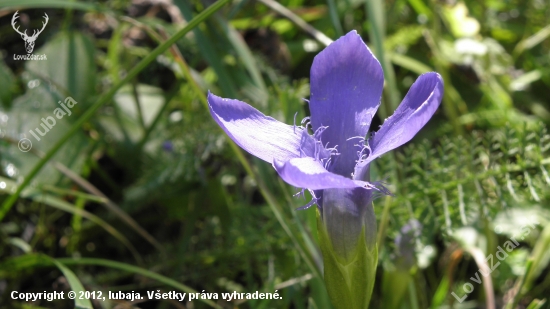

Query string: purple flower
394 219 422 269
207 30 443 261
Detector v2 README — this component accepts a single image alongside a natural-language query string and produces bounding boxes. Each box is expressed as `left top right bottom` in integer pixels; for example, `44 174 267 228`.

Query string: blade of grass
0 254 222 308
177 0 238 98
0 253 93 308
0 135 165 253
278 179 323 269
520 224 550 294
227 0 249 19
422 22 466 134
0 0 231 221
0 0 100 11
433 248 463 309
326 0 343 37
0 176 142 263
60 0 75 32
68 197 86 253
365 0 400 118
258 0 333 47
506 260 534 309
131 81 147 130
57 258 222 308
514 24 550 57
215 15 267 93
40 185 108 203
389 53 433 74
525 299 546 309
7 237 32 253
137 80 183 149
50 258 93 309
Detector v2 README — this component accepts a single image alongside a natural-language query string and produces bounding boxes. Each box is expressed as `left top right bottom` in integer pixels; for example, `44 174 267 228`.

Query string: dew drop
27 79 41 89
169 110 183 122
0 113 8 124
5 164 17 177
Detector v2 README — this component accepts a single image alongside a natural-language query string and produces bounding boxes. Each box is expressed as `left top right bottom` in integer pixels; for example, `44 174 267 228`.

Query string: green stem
137 80 182 150
0 0 230 221
506 260 533 309
41 185 107 203
131 80 147 130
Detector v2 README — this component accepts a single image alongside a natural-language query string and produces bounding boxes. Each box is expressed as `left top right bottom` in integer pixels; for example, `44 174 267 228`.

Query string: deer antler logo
11 11 49 54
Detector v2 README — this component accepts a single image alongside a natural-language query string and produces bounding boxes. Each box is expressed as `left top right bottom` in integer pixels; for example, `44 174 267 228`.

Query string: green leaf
98 84 165 144
0 82 88 187
26 31 96 104
317 210 378 309
381 269 412 309
0 60 16 108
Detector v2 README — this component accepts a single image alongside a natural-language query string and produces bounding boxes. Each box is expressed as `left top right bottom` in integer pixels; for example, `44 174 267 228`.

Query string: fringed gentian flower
207 30 443 309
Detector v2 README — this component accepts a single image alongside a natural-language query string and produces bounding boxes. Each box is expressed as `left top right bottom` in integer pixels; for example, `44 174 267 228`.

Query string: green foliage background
0 0 549 308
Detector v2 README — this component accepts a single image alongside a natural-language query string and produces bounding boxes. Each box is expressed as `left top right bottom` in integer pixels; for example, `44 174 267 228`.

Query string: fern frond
375 123 550 233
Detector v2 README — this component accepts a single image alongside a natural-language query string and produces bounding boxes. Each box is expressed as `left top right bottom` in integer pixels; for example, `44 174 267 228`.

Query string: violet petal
273 157 376 190
309 30 384 177
208 92 316 163
354 72 443 179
